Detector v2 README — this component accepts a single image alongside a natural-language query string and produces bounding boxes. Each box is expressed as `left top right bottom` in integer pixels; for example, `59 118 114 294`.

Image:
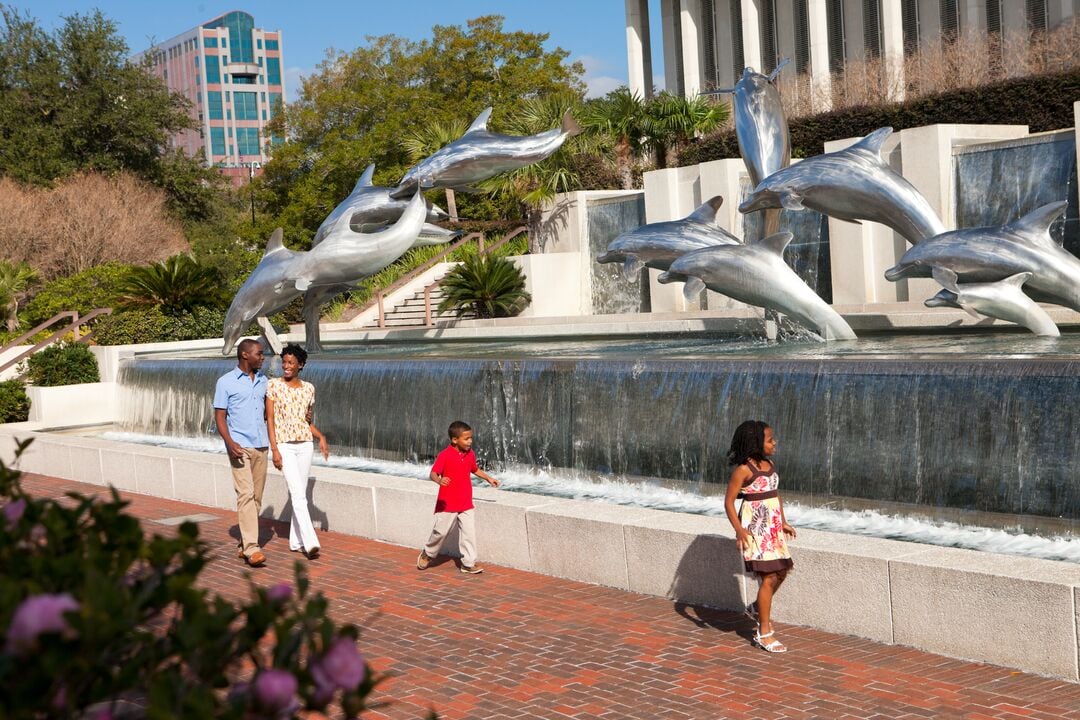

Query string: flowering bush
0 440 423 719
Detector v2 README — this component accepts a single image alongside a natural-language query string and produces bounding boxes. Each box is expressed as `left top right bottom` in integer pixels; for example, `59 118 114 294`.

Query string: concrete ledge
1 426 1078 681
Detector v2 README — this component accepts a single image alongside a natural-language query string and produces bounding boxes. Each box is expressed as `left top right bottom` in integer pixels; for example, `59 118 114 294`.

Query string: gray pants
423 509 477 567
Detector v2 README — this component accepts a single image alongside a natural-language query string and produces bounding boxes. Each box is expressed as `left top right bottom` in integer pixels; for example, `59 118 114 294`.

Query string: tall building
134 11 286 185
626 0 1078 105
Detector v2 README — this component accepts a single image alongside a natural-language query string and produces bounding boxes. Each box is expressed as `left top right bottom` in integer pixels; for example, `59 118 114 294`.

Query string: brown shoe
459 564 484 575
245 550 266 567
306 547 320 560
416 551 432 570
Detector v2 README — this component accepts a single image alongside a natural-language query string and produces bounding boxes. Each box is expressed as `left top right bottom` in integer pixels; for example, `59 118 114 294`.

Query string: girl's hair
281 343 308 367
726 420 770 466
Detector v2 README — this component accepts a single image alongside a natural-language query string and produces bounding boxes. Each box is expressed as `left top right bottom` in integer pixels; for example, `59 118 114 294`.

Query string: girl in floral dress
724 420 796 653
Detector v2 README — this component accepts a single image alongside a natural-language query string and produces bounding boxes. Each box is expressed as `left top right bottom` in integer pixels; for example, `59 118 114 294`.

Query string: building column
661 0 682 94
880 0 905 102
625 0 654 98
740 0 763 73
806 0 832 111
679 0 702 96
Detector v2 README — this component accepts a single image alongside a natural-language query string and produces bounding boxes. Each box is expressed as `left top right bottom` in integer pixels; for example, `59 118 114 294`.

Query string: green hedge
92 306 288 346
25 343 100 386
679 69 1080 165
0 380 30 423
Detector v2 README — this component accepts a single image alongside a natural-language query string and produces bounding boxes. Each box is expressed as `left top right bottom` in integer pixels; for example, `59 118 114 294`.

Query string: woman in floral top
266 344 329 559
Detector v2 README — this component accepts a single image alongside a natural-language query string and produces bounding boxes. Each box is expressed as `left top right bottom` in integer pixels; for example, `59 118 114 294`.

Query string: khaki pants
231 447 268 557
423 509 477 568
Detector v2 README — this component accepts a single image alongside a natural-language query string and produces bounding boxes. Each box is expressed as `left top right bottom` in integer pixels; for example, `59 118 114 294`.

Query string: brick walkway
21 474 1080 720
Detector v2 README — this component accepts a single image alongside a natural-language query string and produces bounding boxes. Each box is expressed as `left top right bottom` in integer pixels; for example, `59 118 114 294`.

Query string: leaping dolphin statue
221 190 428 355
884 201 1080 312
924 267 1060 337
595 196 740 278
739 127 946 245
301 164 460 351
657 232 857 341
391 107 582 197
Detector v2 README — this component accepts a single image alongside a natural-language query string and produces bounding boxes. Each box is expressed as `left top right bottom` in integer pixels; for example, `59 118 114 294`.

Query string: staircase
363 274 476 328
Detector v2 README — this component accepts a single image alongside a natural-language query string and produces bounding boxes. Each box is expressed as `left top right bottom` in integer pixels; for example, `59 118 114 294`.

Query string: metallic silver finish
657 232 857 341
925 267 1060 337
392 107 582 197
595 196 740 276
221 191 428 354
884 201 1080 312
708 61 791 189
739 127 946 244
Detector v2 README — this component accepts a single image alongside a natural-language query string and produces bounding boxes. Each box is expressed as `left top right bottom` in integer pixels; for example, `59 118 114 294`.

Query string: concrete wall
512 254 584 318
2 426 1077 682
27 382 119 427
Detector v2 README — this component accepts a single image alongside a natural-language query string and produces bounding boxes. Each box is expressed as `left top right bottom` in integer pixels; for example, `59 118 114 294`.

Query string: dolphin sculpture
221 190 428 354
884 201 1080 312
301 164 460 351
739 127 946 245
595 196 740 278
391 107 582 197
657 232 857 341
924 267 1059 337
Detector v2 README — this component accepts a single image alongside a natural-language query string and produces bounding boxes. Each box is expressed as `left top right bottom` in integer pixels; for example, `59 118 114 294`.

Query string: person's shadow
669 534 757 645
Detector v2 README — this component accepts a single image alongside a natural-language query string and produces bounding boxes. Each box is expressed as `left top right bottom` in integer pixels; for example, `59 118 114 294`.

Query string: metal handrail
0 308 113 377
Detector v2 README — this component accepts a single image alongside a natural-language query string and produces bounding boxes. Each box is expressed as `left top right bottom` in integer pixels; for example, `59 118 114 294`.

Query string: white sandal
753 630 787 653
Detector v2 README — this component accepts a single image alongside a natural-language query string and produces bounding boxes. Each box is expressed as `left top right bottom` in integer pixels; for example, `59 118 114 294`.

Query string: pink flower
3 498 26 529
5 593 79 656
266 583 292 604
310 637 366 693
252 669 298 715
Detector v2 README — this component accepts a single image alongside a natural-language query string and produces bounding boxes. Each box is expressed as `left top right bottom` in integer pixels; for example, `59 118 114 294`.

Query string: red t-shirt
431 445 478 513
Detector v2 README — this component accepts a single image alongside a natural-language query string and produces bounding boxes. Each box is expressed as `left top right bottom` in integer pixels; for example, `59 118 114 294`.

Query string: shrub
24 343 99 386
92 306 288 346
116 254 225 313
438 254 531 319
21 262 131 328
0 441 390 718
0 380 30 423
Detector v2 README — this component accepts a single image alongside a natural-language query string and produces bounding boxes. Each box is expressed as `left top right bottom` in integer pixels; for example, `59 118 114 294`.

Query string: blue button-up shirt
213 367 269 448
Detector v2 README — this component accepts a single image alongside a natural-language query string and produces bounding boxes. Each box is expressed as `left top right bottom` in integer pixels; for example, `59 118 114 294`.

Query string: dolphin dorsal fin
687 196 724 224
1010 201 1068 245
852 127 894 158
265 228 285 255
756 231 793 254
932 266 960 293
351 163 375 193
1001 271 1033 289
465 107 493 134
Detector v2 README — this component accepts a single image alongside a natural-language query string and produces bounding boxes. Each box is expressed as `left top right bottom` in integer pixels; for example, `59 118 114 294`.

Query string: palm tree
401 118 468 221
0 261 39 332
577 87 650 189
644 91 729 168
437 254 531 319
116 255 222 314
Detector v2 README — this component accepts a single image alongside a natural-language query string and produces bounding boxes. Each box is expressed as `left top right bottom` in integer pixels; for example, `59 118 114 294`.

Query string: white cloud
586 76 624 98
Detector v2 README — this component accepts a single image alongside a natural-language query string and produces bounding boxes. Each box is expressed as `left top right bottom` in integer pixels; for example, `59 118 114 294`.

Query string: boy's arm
430 453 449 486
473 468 500 487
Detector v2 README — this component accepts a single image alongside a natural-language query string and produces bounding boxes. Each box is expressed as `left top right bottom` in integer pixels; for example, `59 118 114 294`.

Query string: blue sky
18 1 668 102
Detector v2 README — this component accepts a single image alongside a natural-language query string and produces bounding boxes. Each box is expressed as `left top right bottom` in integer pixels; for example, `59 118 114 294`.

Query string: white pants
279 441 319 552
423 509 477 567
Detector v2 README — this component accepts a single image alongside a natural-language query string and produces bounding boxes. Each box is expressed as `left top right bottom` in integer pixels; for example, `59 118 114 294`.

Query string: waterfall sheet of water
588 194 650 314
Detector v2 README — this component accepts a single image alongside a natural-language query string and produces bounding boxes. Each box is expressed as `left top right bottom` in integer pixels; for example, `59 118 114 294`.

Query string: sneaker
416 551 432 570
459 564 484 575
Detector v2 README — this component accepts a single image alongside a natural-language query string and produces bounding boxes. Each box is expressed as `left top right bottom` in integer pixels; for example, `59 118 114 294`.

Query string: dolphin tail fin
682 277 706 303
561 110 583 137
265 228 285 255
687 195 724 224
351 163 375 193
1011 201 1068 245
465 107 493 134
767 58 791 82
931 266 960 293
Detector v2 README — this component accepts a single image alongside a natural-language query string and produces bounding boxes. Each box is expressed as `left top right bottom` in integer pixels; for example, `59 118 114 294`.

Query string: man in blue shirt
214 339 270 566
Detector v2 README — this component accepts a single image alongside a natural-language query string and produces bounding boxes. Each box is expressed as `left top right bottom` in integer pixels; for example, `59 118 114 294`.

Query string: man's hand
225 439 244 461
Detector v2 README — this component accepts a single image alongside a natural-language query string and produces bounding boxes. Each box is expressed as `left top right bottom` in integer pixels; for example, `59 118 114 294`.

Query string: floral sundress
737 460 794 573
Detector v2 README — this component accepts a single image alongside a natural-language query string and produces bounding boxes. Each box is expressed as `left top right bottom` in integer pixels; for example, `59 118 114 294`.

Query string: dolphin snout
596 251 623 264
884 263 912 281
738 192 771 214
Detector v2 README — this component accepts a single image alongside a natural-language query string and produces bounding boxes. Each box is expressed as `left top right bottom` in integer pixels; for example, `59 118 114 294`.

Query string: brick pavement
20 473 1080 720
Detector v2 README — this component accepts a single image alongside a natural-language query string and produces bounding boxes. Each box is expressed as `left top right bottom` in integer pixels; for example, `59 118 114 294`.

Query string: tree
115 254 224 314
261 15 586 246
644 91 729 168
438 254 531 319
0 261 38 332
577 88 650 189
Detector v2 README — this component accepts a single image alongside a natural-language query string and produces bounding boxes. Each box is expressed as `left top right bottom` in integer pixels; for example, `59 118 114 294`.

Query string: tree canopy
260 15 587 247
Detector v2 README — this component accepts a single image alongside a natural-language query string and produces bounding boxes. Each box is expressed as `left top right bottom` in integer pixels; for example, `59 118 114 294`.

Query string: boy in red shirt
417 420 500 574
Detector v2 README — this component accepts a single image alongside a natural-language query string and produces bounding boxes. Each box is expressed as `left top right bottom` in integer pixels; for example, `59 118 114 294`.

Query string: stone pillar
880 0 905 102
625 0 654 98
1075 101 1080 214
680 0 702 96
661 0 682 94
740 0 763 72
806 0 832 111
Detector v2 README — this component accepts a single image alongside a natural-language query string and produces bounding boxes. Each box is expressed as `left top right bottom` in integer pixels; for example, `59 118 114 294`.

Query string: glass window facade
233 92 258 119
257 39 263 49
204 55 220 83
204 11 255 63
269 92 282 118
265 39 279 50
206 91 223 119
266 57 281 85
204 37 218 48
210 127 226 155
236 127 261 156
